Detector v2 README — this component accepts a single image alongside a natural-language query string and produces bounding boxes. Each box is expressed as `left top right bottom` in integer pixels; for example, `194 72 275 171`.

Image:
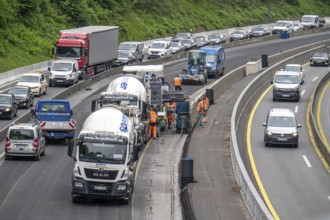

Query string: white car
283 64 305 84
293 23 303 31
17 72 48 96
272 20 294 34
147 40 172 59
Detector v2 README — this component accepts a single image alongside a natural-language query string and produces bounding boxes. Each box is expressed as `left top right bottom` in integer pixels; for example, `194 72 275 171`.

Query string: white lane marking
303 155 312 168
328 196 330 201
301 90 306 96
0 152 4 159
295 106 298 113
312 76 319 82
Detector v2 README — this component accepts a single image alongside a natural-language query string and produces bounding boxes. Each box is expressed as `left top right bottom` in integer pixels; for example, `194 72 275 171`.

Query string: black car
310 52 330 66
7 86 34 108
195 36 209 48
113 51 137 67
208 33 226 45
230 29 249 42
0 94 18 119
249 26 270 38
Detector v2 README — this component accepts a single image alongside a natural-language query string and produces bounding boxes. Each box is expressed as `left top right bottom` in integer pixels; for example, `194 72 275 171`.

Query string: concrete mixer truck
67 105 139 204
92 75 149 149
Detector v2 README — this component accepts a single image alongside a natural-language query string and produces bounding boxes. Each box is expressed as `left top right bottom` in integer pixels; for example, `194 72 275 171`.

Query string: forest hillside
0 0 329 73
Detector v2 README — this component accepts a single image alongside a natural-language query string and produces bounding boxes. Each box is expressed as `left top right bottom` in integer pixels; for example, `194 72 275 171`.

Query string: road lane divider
247 85 280 220
295 106 299 113
302 155 312 168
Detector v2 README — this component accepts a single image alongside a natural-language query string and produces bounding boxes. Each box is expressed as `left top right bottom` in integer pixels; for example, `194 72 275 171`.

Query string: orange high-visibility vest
197 101 203 113
150 111 157 123
203 97 209 111
174 77 182 86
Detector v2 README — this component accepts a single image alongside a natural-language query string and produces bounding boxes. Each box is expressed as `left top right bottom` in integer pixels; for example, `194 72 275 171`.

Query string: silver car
5 123 46 161
263 108 301 148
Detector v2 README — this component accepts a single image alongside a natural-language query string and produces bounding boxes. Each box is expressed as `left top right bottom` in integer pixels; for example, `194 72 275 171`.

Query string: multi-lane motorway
0 31 329 220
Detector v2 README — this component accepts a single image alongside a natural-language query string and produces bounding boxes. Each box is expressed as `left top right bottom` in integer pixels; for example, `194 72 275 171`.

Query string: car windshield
10 129 34 140
206 54 217 63
151 43 166 49
268 116 296 127
56 47 81 58
313 52 328 58
284 66 301 72
0 96 11 104
79 142 127 164
118 52 130 59
40 103 67 112
195 37 205 42
208 34 219 39
301 17 314 22
253 27 264 31
119 43 136 51
275 22 287 27
233 30 244 34
19 75 39 83
275 75 299 84
52 63 72 71
171 42 180 47
8 87 28 94
175 33 189 39
181 39 192 44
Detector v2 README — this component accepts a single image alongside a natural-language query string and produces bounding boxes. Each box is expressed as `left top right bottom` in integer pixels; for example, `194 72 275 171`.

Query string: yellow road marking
134 139 152 186
307 87 330 173
247 84 280 220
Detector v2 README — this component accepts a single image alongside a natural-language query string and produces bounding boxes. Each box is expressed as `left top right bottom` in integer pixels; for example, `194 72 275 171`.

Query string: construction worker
166 101 176 128
197 98 204 127
149 108 158 139
173 75 182 91
203 96 209 123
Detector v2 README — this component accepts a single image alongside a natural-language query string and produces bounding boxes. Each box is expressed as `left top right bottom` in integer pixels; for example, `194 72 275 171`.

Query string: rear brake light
33 138 39 151
5 137 10 147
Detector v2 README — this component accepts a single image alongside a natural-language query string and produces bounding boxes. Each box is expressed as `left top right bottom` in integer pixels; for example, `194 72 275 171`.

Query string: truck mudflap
71 178 132 202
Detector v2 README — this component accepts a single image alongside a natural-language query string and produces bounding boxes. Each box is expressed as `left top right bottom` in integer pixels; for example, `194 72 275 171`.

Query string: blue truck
31 100 76 140
200 46 225 78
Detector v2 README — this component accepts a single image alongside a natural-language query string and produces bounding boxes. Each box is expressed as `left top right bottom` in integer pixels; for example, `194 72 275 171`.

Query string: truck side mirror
70 110 73 115
91 99 101 112
133 145 139 162
67 140 76 160
48 67 51 71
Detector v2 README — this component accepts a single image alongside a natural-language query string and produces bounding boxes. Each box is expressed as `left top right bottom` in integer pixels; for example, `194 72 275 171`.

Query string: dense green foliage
0 0 329 73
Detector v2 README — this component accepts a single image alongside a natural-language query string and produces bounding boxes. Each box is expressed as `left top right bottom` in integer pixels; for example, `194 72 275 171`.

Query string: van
200 46 225 78
300 15 319 29
5 122 46 161
49 60 79 86
118 41 144 62
272 20 293 34
271 70 301 102
147 40 172 59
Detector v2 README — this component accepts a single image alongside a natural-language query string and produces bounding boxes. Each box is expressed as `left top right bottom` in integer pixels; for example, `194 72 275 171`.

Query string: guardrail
310 70 330 165
229 40 330 219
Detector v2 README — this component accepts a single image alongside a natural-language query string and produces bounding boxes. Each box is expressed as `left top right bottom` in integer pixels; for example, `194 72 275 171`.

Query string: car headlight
273 86 279 91
30 86 39 89
66 74 73 79
4 108 12 112
50 74 55 79
293 87 299 91
212 66 216 71
292 132 298 137
267 131 272 136
73 165 81 177
117 184 127 191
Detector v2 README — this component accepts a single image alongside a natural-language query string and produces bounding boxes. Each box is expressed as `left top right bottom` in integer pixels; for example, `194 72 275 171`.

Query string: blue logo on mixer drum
120 114 129 133
120 77 129 90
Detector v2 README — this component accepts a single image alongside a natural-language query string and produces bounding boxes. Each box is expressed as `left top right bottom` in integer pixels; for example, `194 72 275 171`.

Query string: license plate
278 138 287 141
94 185 107 190
15 144 27 148
50 132 54 136
282 94 290 97
57 80 64 82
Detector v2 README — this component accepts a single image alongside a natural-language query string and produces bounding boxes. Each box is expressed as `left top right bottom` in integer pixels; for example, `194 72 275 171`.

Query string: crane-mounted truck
54 26 118 77
67 105 139 204
92 75 149 149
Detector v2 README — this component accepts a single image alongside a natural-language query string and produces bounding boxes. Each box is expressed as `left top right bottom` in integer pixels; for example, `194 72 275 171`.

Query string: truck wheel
72 195 80 203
